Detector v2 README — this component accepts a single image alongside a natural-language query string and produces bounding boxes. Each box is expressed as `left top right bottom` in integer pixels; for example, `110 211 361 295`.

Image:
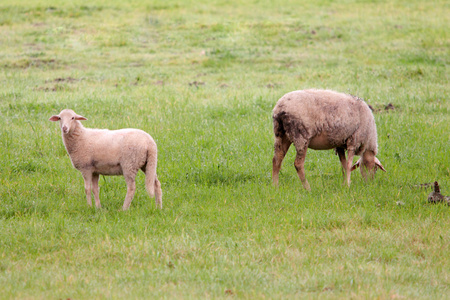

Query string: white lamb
272 89 386 190
50 109 162 210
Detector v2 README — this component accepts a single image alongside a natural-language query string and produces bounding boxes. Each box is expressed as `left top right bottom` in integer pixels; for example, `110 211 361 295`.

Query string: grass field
0 0 449 298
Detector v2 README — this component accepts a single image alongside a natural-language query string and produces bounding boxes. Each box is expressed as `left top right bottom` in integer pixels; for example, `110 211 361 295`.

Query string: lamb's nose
62 125 68 133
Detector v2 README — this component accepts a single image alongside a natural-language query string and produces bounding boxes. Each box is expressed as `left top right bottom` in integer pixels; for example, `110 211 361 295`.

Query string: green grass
0 0 449 298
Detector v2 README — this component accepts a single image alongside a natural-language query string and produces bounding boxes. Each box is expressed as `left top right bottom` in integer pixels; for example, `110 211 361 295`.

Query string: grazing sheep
49 109 162 210
272 89 385 190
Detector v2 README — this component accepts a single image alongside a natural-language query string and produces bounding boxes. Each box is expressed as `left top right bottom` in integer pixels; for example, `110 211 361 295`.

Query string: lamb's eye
71 117 75 120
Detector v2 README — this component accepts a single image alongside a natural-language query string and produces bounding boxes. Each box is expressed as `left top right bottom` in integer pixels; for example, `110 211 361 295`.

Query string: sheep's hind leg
92 174 101 208
122 173 137 210
293 142 310 191
272 135 291 186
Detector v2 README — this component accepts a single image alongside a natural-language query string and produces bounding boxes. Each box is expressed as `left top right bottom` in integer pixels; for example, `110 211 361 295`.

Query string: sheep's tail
273 112 286 137
145 146 162 209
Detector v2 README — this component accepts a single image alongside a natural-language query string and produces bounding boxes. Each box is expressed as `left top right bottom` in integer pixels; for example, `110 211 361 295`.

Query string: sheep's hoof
343 181 351 188
302 182 311 191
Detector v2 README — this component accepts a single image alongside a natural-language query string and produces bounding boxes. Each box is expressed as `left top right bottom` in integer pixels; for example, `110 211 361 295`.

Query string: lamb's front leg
92 173 101 208
82 172 93 206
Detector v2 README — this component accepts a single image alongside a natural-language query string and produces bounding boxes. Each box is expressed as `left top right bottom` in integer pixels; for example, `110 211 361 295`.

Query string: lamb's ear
75 114 87 121
49 115 60 121
351 158 361 171
375 157 386 172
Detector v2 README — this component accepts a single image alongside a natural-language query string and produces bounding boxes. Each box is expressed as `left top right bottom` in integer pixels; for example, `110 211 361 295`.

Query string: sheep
49 109 162 210
272 89 386 190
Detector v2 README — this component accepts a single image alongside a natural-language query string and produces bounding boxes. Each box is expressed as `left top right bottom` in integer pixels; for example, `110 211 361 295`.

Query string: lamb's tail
145 145 162 209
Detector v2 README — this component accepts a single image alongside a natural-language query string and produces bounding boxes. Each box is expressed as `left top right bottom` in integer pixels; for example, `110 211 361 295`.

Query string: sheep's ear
49 115 60 121
375 157 386 172
351 158 361 171
75 115 87 121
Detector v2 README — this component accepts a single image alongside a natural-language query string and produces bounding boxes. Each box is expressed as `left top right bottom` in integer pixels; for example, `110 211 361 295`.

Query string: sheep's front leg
122 175 137 211
336 148 347 183
82 172 93 206
272 135 291 186
293 143 310 191
92 174 101 208
345 148 356 187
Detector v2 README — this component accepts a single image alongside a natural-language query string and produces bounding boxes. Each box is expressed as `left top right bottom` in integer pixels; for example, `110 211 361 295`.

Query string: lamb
49 109 162 210
272 89 386 190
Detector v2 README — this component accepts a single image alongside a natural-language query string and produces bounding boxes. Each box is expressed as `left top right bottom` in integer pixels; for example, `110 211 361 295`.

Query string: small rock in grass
225 289 234 295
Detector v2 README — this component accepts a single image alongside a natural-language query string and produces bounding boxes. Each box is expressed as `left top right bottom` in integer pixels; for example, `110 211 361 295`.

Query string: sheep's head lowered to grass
272 89 386 190
351 151 386 180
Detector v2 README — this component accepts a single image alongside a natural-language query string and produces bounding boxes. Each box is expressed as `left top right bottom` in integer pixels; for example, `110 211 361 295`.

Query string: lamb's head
49 109 87 134
351 150 386 180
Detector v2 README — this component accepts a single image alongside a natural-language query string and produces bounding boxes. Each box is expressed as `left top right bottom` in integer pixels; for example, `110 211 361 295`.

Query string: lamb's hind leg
154 177 162 209
272 135 291 186
141 164 162 209
122 172 137 211
293 140 310 191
